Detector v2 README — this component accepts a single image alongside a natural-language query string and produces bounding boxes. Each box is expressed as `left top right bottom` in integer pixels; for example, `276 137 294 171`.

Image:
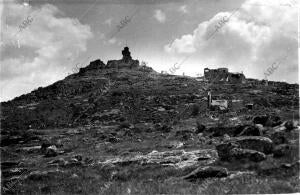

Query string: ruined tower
122 47 132 63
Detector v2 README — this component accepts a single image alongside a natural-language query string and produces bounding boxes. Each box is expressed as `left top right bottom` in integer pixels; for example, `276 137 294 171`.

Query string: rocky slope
1 53 299 194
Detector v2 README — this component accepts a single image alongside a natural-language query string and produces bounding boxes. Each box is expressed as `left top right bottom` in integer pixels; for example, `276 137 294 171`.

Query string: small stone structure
77 47 140 74
107 47 139 69
79 59 106 73
204 68 246 83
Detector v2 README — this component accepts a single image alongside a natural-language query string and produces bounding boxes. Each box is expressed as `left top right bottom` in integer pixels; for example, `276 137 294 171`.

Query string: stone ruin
107 46 139 69
204 68 246 84
79 47 139 74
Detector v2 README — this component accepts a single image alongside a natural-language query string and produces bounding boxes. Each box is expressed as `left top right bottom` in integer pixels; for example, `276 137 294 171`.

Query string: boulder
230 148 266 162
216 142 266 162
229 136 273 154
238 125 262 136
216 142 240 160
183 166 228 181
44 145 58 157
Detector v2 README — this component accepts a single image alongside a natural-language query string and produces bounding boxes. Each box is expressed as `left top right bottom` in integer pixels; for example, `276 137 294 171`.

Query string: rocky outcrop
229 136 273 154
99 149 218 168
183 166 229 181
216 136 273 162
229 148 266 162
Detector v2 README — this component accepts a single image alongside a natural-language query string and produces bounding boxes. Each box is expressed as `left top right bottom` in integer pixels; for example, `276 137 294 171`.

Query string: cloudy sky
0 0 298 101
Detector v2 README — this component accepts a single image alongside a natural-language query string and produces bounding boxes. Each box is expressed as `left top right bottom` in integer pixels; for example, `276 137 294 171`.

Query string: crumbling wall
204 68 245 84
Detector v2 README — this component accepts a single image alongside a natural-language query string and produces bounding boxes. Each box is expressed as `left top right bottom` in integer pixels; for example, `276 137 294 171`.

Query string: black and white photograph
0 0 299 194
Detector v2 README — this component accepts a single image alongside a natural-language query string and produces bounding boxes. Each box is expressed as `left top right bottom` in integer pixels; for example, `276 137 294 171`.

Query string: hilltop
1 47 299 194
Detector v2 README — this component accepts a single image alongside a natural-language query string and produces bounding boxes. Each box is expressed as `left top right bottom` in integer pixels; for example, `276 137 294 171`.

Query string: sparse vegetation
1 59 299 194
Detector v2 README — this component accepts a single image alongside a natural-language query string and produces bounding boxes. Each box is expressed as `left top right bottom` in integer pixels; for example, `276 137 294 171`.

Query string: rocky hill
1 47 299 194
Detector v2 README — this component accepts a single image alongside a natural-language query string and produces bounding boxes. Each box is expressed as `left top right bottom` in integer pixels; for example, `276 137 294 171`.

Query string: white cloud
104 18 113 26
108 37 117 44
154 9 166 23
179 5 188 14
0 1 93 101
164 0 298 83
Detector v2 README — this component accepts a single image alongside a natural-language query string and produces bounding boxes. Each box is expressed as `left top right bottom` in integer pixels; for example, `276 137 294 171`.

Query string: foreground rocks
228 136 273 154
216 142 266 162
99 149 218 168
183 166 228 181
216 136 273 162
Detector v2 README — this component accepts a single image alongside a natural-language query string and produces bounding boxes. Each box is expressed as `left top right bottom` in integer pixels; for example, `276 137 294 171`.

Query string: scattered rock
253 115 282 127
230 148 266 162
255 124 265 132
183 166 228 181
270 131 288 145
216 142 240 161
41 141 52 153
207 126 238 137
47 158 67 166
71 173 79 178
99 149 218 168
238 125 262 136
273 144 291 158
17 145 41 153
155 123 172 133
284 120 296 131
253 115 269 126
196 122 206 134
66 158 83 167
175 130 194 140
223 134 231 141
229 136 273 154
266 115 282 127
84 157 94 164
66 129 81 135
216 137 270 162
44 145 58 157
107 136 120 143
73 154 83 161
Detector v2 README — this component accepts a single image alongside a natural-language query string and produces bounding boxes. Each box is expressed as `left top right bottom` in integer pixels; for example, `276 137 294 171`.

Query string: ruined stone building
78 47 139 74
107 47 139 69
204 68 246 83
